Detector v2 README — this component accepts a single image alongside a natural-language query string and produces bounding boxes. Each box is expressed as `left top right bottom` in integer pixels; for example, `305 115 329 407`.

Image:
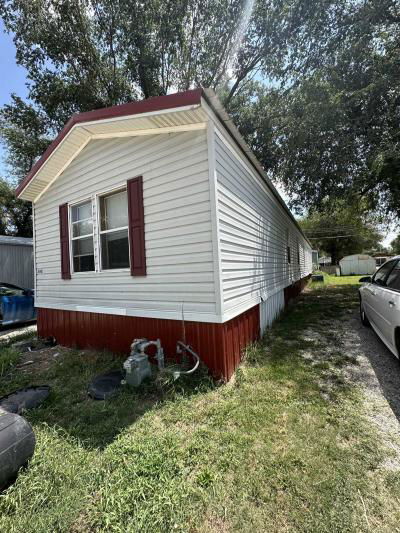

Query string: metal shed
0 236 34 288
339 254 376 276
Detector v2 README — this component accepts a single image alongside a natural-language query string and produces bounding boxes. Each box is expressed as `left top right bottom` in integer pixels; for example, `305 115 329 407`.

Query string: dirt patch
343 312 400 471
16 345 67 375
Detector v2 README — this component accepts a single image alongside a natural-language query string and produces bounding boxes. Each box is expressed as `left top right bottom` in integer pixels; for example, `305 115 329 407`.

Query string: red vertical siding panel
233 317 239 367
36 299 267 381
57 309 63 344
37 309 43 337
224 322 232 380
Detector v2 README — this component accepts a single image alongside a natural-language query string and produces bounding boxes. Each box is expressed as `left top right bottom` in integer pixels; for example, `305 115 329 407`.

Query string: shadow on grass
0 348 215 450
0 283 361 451
243 284 361 399
308 281 400 427
349 308 400 424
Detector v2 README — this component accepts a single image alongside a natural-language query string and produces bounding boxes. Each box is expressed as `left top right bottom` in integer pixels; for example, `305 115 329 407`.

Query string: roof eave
16 88 204 199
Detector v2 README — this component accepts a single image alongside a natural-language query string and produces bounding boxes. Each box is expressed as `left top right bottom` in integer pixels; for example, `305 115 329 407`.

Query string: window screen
70 200 94 272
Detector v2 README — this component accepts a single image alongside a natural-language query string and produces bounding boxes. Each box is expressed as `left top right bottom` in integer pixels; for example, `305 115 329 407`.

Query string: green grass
0 346 20 377
0 281 399 532
312 271 363 286
0 327 37 377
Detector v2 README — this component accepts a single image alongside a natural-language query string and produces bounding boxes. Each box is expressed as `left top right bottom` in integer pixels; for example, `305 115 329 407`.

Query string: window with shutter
70 200 95 272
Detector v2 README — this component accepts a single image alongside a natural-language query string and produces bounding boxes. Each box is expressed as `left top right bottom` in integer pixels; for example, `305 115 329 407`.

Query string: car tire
360 300 371 327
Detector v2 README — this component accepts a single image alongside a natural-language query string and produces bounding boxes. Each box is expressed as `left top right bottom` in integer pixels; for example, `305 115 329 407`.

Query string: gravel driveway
344 310 400 469
302 297 400 471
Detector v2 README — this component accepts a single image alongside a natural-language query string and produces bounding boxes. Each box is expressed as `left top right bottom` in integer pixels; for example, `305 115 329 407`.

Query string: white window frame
69 198 95 275
97 186 131 272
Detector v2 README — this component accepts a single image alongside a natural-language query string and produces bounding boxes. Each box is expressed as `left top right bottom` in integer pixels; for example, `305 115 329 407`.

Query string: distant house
0 236 34 288
372 255 394 268
16 89 312 380
318 256 332 266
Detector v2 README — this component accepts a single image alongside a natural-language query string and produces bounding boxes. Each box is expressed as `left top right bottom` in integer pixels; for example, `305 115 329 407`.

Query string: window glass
99 190 130 270
386 261 400 291
101 229 129 270
70 200 95 272
72 237 94 272
373 260 396 286
71 202 91 223
100 190 128 231
72 219 92 238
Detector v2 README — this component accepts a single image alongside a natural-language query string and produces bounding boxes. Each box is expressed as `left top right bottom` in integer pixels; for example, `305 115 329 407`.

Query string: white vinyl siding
213 128 312 321
34 130 218 321
260 289 285 332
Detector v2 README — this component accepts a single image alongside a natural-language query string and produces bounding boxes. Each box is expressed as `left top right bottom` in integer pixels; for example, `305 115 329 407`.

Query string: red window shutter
59 203 71 280
127 176 146 276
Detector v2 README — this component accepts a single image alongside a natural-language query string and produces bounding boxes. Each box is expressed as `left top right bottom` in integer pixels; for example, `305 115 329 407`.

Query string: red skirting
284 275 311 305
37 275 309 381
37 305 260 381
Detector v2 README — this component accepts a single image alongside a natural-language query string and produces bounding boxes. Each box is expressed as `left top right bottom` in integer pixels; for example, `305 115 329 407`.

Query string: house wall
212 126 312 326
34 129 220 322
33 116 313 380
259 289 285 333
0 244 34 288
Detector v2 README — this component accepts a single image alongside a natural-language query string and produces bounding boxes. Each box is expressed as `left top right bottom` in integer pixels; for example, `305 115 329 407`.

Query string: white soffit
20 105 208 202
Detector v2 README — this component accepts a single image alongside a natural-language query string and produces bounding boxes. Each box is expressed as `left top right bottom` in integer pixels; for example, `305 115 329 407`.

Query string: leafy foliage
0 1 343 174
391 234 400 255
234 1 400 219
0 0 399 225
1 96 51 181
0 177 32 236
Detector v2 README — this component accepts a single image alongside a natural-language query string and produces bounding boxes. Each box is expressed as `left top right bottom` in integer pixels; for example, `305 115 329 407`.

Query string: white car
359 256 400 357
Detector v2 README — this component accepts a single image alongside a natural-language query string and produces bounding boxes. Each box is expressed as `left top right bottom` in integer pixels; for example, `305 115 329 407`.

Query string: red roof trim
16 88 203 198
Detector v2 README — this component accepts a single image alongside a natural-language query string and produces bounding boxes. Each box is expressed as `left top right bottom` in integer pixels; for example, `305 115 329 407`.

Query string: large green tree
0 177 32 236
0 0 322 179
300 202 383 265
0 0 399 226
232 0 400 219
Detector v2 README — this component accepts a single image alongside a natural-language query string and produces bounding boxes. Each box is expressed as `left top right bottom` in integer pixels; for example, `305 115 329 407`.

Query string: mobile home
16 89 312 380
